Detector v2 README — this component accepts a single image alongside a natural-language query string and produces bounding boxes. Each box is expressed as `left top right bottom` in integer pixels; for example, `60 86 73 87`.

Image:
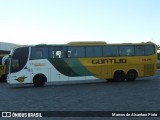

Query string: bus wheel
114 70 125 82
126 70 138 81
33 74 46 87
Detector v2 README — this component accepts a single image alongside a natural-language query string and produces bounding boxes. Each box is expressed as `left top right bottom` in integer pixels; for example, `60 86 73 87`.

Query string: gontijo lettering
92 58 127 64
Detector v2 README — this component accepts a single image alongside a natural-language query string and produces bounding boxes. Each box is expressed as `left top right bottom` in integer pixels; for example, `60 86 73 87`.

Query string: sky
0 0 160 45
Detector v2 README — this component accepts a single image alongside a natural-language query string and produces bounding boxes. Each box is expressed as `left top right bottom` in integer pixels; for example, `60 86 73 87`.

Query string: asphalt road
0 73 160 120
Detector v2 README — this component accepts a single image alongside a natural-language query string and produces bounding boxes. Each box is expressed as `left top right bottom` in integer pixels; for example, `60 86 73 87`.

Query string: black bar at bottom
1 111 160 117
43 111 111 117
42 111 160 117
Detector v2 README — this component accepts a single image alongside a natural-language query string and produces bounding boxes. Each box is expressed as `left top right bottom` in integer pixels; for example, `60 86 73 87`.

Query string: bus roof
67 41 156 46
67 41 107 46
109 42 156 46
11 41 156 49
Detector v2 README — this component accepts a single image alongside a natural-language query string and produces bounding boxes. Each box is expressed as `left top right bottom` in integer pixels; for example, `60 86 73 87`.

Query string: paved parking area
0 71 160 120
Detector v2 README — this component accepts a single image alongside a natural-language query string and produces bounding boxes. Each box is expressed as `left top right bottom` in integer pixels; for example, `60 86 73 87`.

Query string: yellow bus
7 41 157 87
0 54 9 82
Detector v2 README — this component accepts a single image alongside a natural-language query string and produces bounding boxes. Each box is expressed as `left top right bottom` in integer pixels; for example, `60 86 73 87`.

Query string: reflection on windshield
11 59 20 71
10 47 29 73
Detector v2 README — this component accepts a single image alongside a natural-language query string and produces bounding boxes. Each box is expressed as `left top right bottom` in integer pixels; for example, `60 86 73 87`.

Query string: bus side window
119 46 134 56
52 51 54 58
68 47 85 58
49 47 54 58
68 51 71 58
30 47 48 60
145 45 154 55
55 51 62 58
135 46 144 56
86 47 102 57
54 47 67 58
103 46 118 57
35 50 43 59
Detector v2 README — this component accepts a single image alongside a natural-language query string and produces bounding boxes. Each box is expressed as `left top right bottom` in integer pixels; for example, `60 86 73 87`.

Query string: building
0 42 19 82
0 42 18 55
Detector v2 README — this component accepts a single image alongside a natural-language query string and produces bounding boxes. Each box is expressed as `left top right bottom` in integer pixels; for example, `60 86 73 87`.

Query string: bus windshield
10 47 29 73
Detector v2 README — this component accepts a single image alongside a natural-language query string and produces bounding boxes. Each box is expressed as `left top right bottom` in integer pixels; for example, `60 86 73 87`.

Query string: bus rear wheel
126 70 138 81
113 70 125 82
33 74 46 87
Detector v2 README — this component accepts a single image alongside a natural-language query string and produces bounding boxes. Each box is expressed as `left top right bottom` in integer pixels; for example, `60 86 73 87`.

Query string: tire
33 74 46 87
126 70 137 81
113 70 125 82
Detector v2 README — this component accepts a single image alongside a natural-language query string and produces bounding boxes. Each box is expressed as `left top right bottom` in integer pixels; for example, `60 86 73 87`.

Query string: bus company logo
15 76 27 82
92 58 127 64
31 63 46 67
2 112 11 117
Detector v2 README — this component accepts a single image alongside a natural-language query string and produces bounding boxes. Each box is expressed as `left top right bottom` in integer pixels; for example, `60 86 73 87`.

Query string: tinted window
53 47 67 58
68 47 85 58
49 47 54 58
86 47 102 57
30 47 48 60
119 46 134 56
103 46 119 57
135 46 144 56
145 45 155 55
11 47 29 73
